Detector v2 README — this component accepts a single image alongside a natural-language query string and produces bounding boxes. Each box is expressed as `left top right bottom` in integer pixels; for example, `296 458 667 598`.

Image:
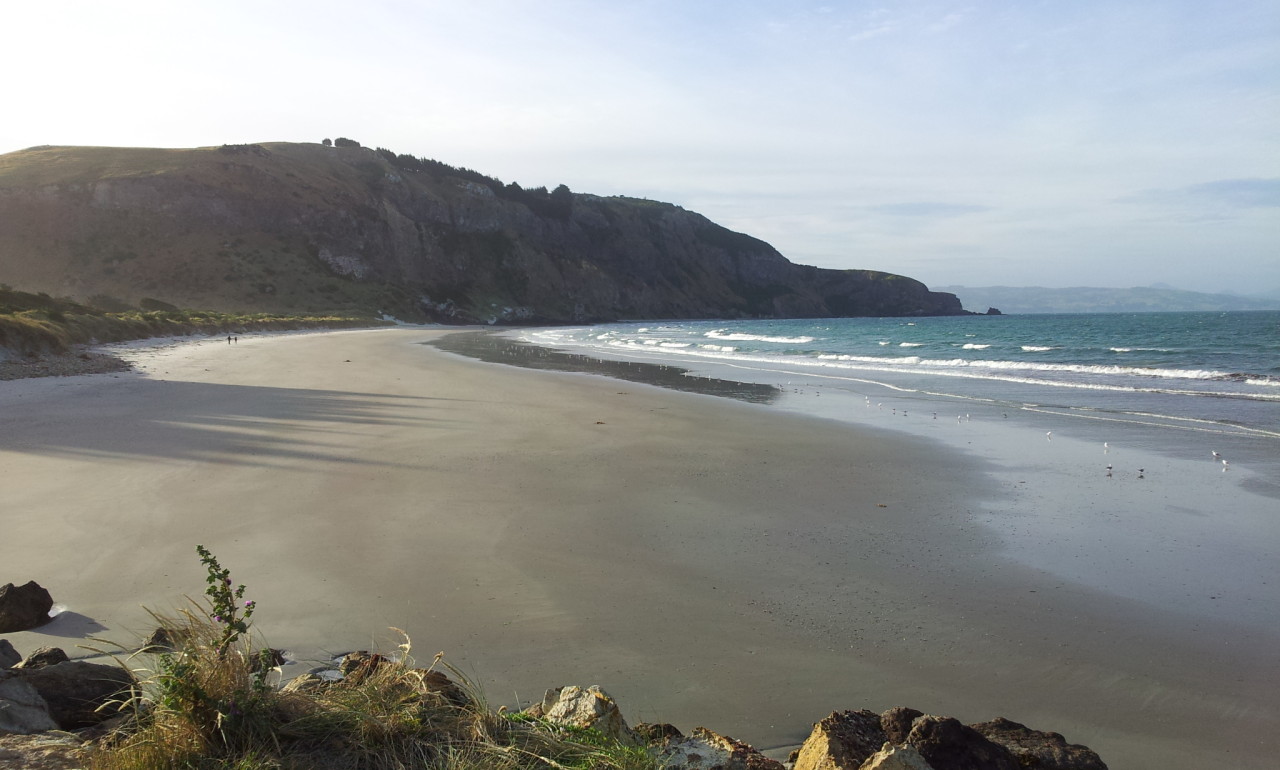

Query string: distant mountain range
937 285 1280 314
0 141 966 323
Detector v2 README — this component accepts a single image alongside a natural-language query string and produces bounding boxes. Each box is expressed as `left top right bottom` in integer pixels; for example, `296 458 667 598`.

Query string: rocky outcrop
792 710 887 770
523 685 634 744
0 143 968 324
0 640 20 670
906 716 1020 770
0 673 59 734
13 647 70 670
858 744 934 770
970 717 1108 770
652 726 784 770
9 661 134 729
880 707 924 745
0 581 53 633
789 709 1107 770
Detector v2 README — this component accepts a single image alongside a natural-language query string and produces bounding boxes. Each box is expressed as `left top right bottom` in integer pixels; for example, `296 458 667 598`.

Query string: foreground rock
0 641 19 670
0 582 53 633
907 716 1020 770
0 673 58 734
792 710 888 770
791 709 1107 770
13 648 70 671
524 685 635 744
0 731 89 770
8 662 134 729
653 726 784 770
970 717 1109 770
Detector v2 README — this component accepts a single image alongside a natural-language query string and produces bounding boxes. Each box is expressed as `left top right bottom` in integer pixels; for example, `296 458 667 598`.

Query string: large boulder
653 726 784 770
792 709 888 770
0 672 58 734
0 640 20 670
906 716 1020 770
524 685 634 744
0 582 53 633
11 661 134 729
969 717 1109 770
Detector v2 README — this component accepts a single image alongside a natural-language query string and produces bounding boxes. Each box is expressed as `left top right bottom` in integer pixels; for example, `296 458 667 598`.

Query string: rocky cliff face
0 142 966 322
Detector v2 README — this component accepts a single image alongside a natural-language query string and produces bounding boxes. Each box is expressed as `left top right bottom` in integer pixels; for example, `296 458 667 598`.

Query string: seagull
1138 468 1145 479
1222 460 1230 472
1106 464 1113 478
1046 431 1053 441
1104 442 1110 453
1212 451 1222 461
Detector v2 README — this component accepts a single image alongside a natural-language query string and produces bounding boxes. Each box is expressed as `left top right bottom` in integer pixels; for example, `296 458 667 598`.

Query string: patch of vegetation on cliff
0 286 387 360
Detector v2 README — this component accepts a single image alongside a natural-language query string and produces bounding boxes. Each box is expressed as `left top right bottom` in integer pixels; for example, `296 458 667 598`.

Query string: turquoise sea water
523 311 1280 444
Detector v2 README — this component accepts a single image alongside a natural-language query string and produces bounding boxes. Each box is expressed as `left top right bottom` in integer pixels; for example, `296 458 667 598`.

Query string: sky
2 1 1277 293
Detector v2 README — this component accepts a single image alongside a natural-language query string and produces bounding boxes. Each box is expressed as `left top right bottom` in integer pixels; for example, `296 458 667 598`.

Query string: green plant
196 545 256 656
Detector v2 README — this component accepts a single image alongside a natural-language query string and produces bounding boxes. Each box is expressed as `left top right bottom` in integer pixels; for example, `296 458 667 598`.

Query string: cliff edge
0 142 965 323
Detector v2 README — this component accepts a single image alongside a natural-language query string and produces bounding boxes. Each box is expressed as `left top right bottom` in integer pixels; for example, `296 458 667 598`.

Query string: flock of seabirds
851 391 1230 482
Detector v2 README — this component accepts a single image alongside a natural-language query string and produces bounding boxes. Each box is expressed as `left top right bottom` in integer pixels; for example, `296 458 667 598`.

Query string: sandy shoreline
2 327 1276 769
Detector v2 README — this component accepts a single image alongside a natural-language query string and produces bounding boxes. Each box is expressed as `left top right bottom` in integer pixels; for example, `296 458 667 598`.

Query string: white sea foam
899 342 923 347
659 342 691 348
705 330 815 344
701 344 737 352
1110 347 1133 353
962 343 991 350
1022 346 1055 352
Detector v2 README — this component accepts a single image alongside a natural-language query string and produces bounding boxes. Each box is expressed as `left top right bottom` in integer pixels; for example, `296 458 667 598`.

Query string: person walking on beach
227 335 232 344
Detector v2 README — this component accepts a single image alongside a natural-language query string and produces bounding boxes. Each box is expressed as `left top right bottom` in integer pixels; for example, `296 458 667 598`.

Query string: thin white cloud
0 0 1275 292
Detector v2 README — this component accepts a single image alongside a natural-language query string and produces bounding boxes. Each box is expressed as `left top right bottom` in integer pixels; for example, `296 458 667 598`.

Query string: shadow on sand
0 380 465 469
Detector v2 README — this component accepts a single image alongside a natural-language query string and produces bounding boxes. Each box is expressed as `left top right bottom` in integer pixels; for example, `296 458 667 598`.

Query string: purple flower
214 615 223 623
244 600 255 608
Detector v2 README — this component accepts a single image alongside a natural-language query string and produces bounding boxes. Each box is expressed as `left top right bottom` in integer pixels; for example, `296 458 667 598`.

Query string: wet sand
2 327 1276 769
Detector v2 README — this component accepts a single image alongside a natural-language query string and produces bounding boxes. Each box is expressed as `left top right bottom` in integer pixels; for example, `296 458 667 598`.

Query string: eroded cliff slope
0 142 965 322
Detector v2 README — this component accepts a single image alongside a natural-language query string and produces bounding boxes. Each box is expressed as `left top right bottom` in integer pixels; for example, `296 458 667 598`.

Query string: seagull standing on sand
1212 451 1222 461
1046 431 1053 441
1106 464 1113 478
1104 442 1110 453
1222 460 1230 472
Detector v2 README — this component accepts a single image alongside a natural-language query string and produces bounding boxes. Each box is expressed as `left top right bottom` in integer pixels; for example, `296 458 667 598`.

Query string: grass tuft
89 548 658 770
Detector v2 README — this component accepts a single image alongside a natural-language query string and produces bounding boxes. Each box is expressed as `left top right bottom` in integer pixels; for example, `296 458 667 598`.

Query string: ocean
520 310 1280 455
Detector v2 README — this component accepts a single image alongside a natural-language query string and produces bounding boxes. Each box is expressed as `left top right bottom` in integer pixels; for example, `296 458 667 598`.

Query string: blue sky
2 1 1276 292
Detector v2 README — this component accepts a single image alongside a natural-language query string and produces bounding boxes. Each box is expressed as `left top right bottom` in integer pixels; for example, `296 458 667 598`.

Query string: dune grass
0 286 387 360
89 548 657 770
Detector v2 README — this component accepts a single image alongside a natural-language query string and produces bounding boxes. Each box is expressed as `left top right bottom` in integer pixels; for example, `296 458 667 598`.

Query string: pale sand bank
1 327 1276 769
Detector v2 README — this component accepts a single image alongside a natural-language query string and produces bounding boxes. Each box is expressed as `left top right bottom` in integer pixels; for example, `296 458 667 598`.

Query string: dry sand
1 327 1276 769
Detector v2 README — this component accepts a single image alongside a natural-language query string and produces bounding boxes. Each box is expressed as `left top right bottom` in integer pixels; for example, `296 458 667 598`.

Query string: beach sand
2 327 1276 769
